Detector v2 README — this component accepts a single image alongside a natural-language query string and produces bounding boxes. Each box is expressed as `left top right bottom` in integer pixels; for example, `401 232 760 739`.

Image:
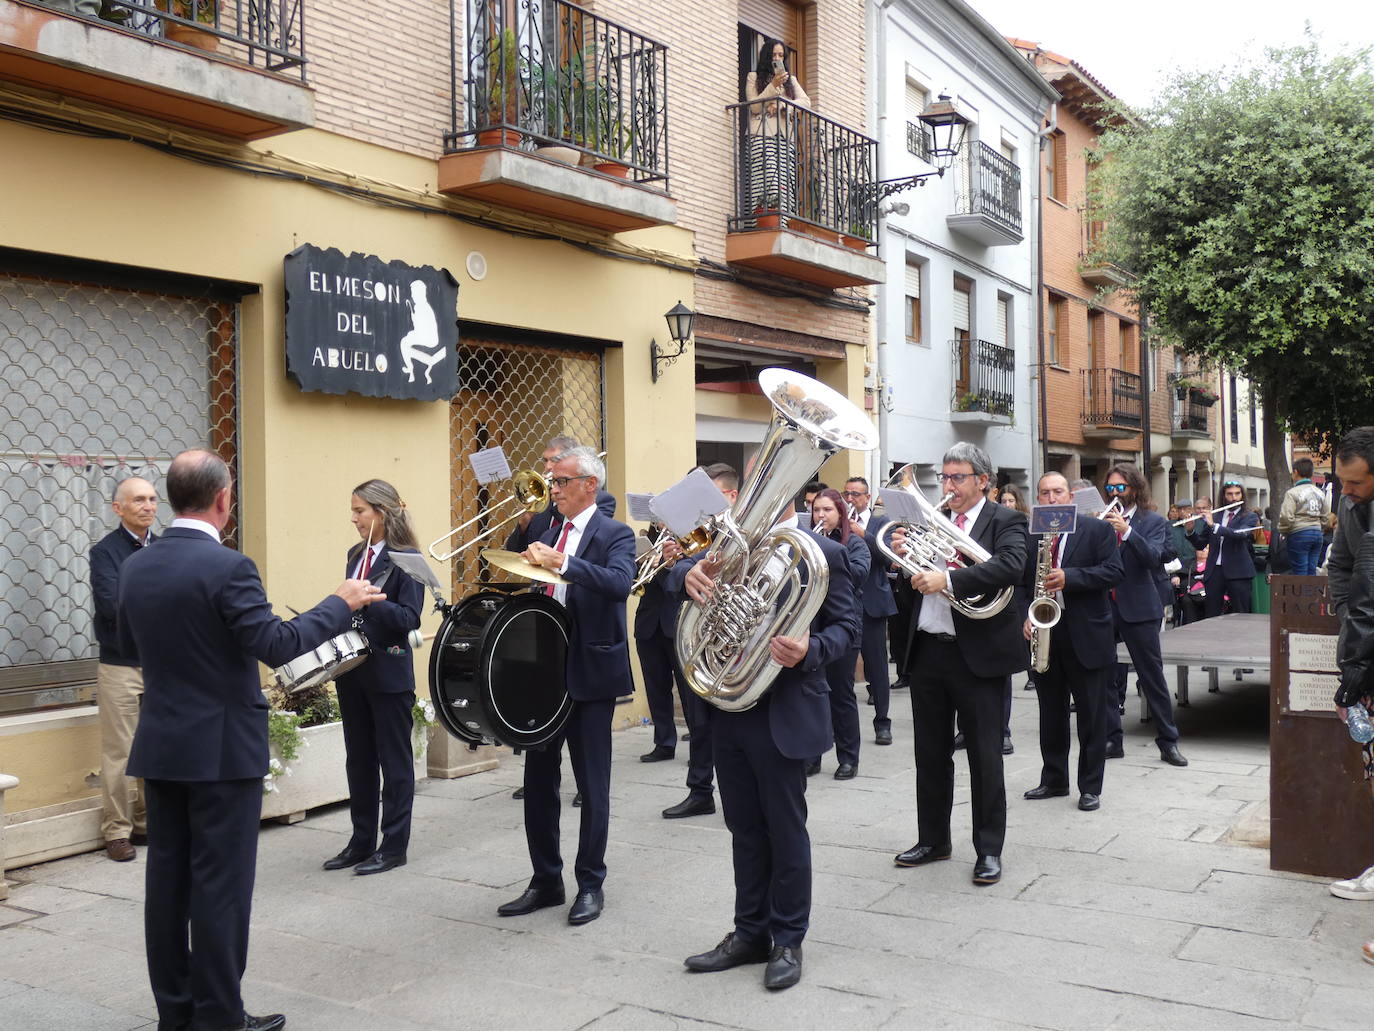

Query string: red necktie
950 513 967 570
545 520 573 598
1051 536 1060 570
359 545 373 579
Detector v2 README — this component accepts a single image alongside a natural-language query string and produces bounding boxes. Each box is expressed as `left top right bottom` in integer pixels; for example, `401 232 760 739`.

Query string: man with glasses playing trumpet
891 442 1029 887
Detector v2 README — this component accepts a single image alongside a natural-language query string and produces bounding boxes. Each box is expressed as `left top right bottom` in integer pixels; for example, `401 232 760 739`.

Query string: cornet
1098 498 1124 520
631 521 716 594
428 469 549 562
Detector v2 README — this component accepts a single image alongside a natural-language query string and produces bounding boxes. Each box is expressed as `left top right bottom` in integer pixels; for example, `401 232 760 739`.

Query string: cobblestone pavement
2 670 1369 1030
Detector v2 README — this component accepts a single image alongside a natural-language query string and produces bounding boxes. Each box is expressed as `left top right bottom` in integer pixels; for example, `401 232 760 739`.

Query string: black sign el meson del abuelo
284 245 459 402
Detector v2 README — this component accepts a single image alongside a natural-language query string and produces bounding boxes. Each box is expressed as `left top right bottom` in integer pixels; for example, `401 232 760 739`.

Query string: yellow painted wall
1 718 100 812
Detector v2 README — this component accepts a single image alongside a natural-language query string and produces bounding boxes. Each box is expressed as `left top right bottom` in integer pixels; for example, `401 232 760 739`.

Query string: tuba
676 369 878 711
874 485 1014 619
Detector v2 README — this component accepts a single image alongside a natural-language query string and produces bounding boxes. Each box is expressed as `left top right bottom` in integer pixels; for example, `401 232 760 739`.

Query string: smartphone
772 58 785 75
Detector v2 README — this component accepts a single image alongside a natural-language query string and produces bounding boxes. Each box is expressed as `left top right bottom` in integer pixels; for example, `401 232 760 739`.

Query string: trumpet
874 489 1013 619
1172 499 1242 526
631 522 715 594
428 469 549 562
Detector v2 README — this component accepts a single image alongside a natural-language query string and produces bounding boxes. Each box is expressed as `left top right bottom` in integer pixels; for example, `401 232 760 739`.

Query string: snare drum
429 591 570 748
274 629 370 693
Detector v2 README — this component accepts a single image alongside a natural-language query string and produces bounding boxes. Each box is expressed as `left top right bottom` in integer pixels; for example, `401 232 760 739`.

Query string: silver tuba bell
676 368 878 712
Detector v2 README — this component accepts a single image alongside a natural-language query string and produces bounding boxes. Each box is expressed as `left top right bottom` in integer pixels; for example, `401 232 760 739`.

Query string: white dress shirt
171 517 220 542
351 539 385 579
917 496 986 637
552 502 597 606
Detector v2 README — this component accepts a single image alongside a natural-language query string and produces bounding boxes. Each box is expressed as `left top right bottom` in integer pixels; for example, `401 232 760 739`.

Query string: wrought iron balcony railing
953 141 1022 235
1173 395 1211 434
905 119 931 162
90 0 306 78
448 0 669 187
1082 368 1142 430
727 97 877 246
950 338 1014 418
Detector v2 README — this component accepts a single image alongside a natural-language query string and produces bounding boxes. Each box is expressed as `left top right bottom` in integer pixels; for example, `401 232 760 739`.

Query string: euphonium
874 488 1014 619
1028 533 1063 673
676 369 878 712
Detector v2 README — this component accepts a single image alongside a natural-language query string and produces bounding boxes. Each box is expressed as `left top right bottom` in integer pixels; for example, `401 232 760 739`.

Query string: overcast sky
963 1 1374 109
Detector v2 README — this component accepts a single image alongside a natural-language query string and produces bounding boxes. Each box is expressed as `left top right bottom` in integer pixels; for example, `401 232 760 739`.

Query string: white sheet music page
626 492 657 523
468 446 512 485
650 469 729 538
879 487 926 527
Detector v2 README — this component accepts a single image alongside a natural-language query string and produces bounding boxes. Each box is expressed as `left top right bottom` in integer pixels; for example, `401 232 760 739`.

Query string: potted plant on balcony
842 220 873 250
477 28 523 148
156 0 219 53
528 61 581 166
1189 384 1219 406
954 391 984 413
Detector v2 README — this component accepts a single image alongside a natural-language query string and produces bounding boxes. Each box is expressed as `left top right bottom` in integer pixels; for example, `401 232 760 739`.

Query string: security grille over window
0 272 238 714
448 338 604 594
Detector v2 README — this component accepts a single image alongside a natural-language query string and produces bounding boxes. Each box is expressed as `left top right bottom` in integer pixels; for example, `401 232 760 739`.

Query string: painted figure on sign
398 280 446 385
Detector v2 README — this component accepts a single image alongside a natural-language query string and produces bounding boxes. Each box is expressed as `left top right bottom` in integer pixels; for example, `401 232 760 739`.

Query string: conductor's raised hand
336 578 386 611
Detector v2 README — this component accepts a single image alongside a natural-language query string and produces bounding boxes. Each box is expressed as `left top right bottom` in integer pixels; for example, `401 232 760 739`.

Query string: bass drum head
480 592 571 748
430 592 504 744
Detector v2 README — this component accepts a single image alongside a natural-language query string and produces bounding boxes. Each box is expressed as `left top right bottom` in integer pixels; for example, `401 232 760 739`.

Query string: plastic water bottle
1348 703 1374 745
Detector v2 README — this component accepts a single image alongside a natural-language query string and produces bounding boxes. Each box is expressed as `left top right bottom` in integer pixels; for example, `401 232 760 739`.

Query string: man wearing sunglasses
1101 464 1188 767
893 442 1028 886
843 477 898 747
1186 482 1259 616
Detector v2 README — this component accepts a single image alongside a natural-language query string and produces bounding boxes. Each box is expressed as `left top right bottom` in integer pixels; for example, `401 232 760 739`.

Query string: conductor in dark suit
117 450 380 1031
504 434 616 553
1102 463 1188 767
497 446 636 927
1020 473 1124 812
844 477 898 745
1186 482 1258 615
893 442 1028 887
320 479 425 876
680 509 860 990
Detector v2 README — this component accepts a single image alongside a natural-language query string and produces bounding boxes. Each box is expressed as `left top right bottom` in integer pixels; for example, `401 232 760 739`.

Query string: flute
1172 499 1243 526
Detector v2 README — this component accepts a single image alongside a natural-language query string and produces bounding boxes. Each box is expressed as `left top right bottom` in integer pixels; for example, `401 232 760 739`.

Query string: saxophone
1028 534 1063 673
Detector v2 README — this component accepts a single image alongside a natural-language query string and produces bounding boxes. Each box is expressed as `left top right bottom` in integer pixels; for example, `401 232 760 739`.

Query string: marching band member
499 447 635 926
1187 482 1260 616
322 480 425 876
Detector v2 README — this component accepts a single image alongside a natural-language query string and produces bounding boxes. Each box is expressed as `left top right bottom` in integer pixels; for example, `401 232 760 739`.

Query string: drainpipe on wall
872 0 899 487
1035 103 1058 477
1140 306 1152 474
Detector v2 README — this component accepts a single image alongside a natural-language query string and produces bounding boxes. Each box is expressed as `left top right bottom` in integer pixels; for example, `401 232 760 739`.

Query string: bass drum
429 590 571 748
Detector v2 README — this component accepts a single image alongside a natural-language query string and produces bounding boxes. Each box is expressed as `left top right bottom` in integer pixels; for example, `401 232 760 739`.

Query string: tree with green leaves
1094 39 1374 504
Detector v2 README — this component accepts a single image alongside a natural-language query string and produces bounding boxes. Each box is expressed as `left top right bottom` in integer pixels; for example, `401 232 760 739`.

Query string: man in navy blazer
498 446 635 927
680 512 860 991
504 434 616 553
1021 473 1124 812
844 476 898 745
117 450 379 1031
1102 463 1188 767
1186 483 1259 615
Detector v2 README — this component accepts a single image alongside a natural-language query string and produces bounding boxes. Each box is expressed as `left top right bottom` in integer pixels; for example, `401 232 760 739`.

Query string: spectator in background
999 484 1029 514
1279 458 1332 575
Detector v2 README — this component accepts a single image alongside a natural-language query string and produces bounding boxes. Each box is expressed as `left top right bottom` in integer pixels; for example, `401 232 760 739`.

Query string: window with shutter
996 296 1010 350
904 262 922 344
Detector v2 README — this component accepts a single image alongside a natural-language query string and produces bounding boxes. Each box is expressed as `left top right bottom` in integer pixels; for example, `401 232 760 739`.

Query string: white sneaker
1329 863 1374 900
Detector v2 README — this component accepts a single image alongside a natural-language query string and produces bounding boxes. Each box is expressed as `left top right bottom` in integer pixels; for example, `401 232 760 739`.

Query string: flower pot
165 22 219 52
797 223 839 245
475 128 521 147
842 234 869 250
593 161 631 179
754 211 781 229
535 145 580 165
261 720 427 823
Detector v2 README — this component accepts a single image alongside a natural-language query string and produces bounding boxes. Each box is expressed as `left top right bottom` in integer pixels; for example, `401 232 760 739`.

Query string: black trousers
1031 635 1109 795
1109 615 1180 748
713 698 811 949
861 614 892 731
907 633 1007 857
143 777 262 1031
523 698 614 893
635 631 680 751
677 674 715 799
1203 571 1253 616
336 682 415 858
818 647 860 766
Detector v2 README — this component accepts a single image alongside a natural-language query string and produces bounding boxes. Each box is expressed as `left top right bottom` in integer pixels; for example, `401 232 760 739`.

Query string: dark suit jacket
506 490 616 553
338 544 424 694
118 527 352 781
1022 517 1124 669
1188 508 1258 580
1114 508 1168 623
934 501 1030 678
544 509 636 702
632 526 681 640
858 512 898 618
90 526 156 665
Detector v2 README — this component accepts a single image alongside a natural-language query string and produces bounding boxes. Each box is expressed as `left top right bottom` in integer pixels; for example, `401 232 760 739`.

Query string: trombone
428 469 549 562
631 521 716 594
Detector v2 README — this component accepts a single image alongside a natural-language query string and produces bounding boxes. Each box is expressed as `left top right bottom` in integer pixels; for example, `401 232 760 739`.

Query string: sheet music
650 468 729 538
879 487 925 526
1072 486 1108 517
626 492 657 523
468 446 512 485
387 551 443 593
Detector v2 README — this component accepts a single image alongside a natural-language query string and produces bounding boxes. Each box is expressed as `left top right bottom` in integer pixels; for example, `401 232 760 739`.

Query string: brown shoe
106 838 135 862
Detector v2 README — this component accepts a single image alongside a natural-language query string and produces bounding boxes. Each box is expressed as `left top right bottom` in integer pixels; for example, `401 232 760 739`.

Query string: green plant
485 28 522 124
412 697 437 758
262 682 340 793
955 392 982 412
158 0 216 26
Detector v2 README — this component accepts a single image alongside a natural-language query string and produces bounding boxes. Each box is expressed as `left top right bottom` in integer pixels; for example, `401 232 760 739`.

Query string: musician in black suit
680 509 861 990
117 450 379 1031
504 434 616 553
1186 482 1259 615
893 442 1028 887
634 522 686 763
1102 463 1188 767
845 477 898 745
1021 473 1124 812
320 480 425 877
498 447 636 926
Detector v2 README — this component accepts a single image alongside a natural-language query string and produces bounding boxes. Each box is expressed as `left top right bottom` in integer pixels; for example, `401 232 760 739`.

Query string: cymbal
480 548 568 586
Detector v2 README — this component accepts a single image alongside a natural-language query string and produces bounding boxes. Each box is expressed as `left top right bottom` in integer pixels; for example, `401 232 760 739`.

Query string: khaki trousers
97 662 146 841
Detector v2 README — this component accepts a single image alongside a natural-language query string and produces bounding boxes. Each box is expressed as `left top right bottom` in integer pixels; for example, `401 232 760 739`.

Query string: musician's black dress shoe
764 945 802 990
952 732 966 750
322 845 371 871
571 792 582 807
972 855 1002 885
640 746 675 763
1078 793 1101 812
1105 741 1125 759
684 931 771 972
803 759 821 776
875 726 893 746
567 888 603 925
894 843 951 867
1159 743 1189 767
512 786 525 800
355 852 406 876
1002 734 1014 755
497 883 565 917
227 1014 285 1031
834 762 857 780
662 794 715 819
1023 784 1069 800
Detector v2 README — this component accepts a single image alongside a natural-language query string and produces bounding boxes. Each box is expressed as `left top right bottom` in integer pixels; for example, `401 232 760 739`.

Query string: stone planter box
260 721 427 824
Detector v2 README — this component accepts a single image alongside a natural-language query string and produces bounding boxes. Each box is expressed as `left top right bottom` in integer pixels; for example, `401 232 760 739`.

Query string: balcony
1079 216 1133 287
946 142 1022 246
723 97 884 289
949 338 1014 424
0 0 313 139
1172 393 1212 441
437 0 676 234
1081 367 1142 437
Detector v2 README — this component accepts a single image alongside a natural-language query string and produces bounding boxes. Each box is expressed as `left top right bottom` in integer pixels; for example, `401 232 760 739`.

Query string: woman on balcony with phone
745 39 811 226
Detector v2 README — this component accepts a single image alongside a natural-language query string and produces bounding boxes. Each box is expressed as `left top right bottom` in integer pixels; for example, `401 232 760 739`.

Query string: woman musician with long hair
321 479 425 876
